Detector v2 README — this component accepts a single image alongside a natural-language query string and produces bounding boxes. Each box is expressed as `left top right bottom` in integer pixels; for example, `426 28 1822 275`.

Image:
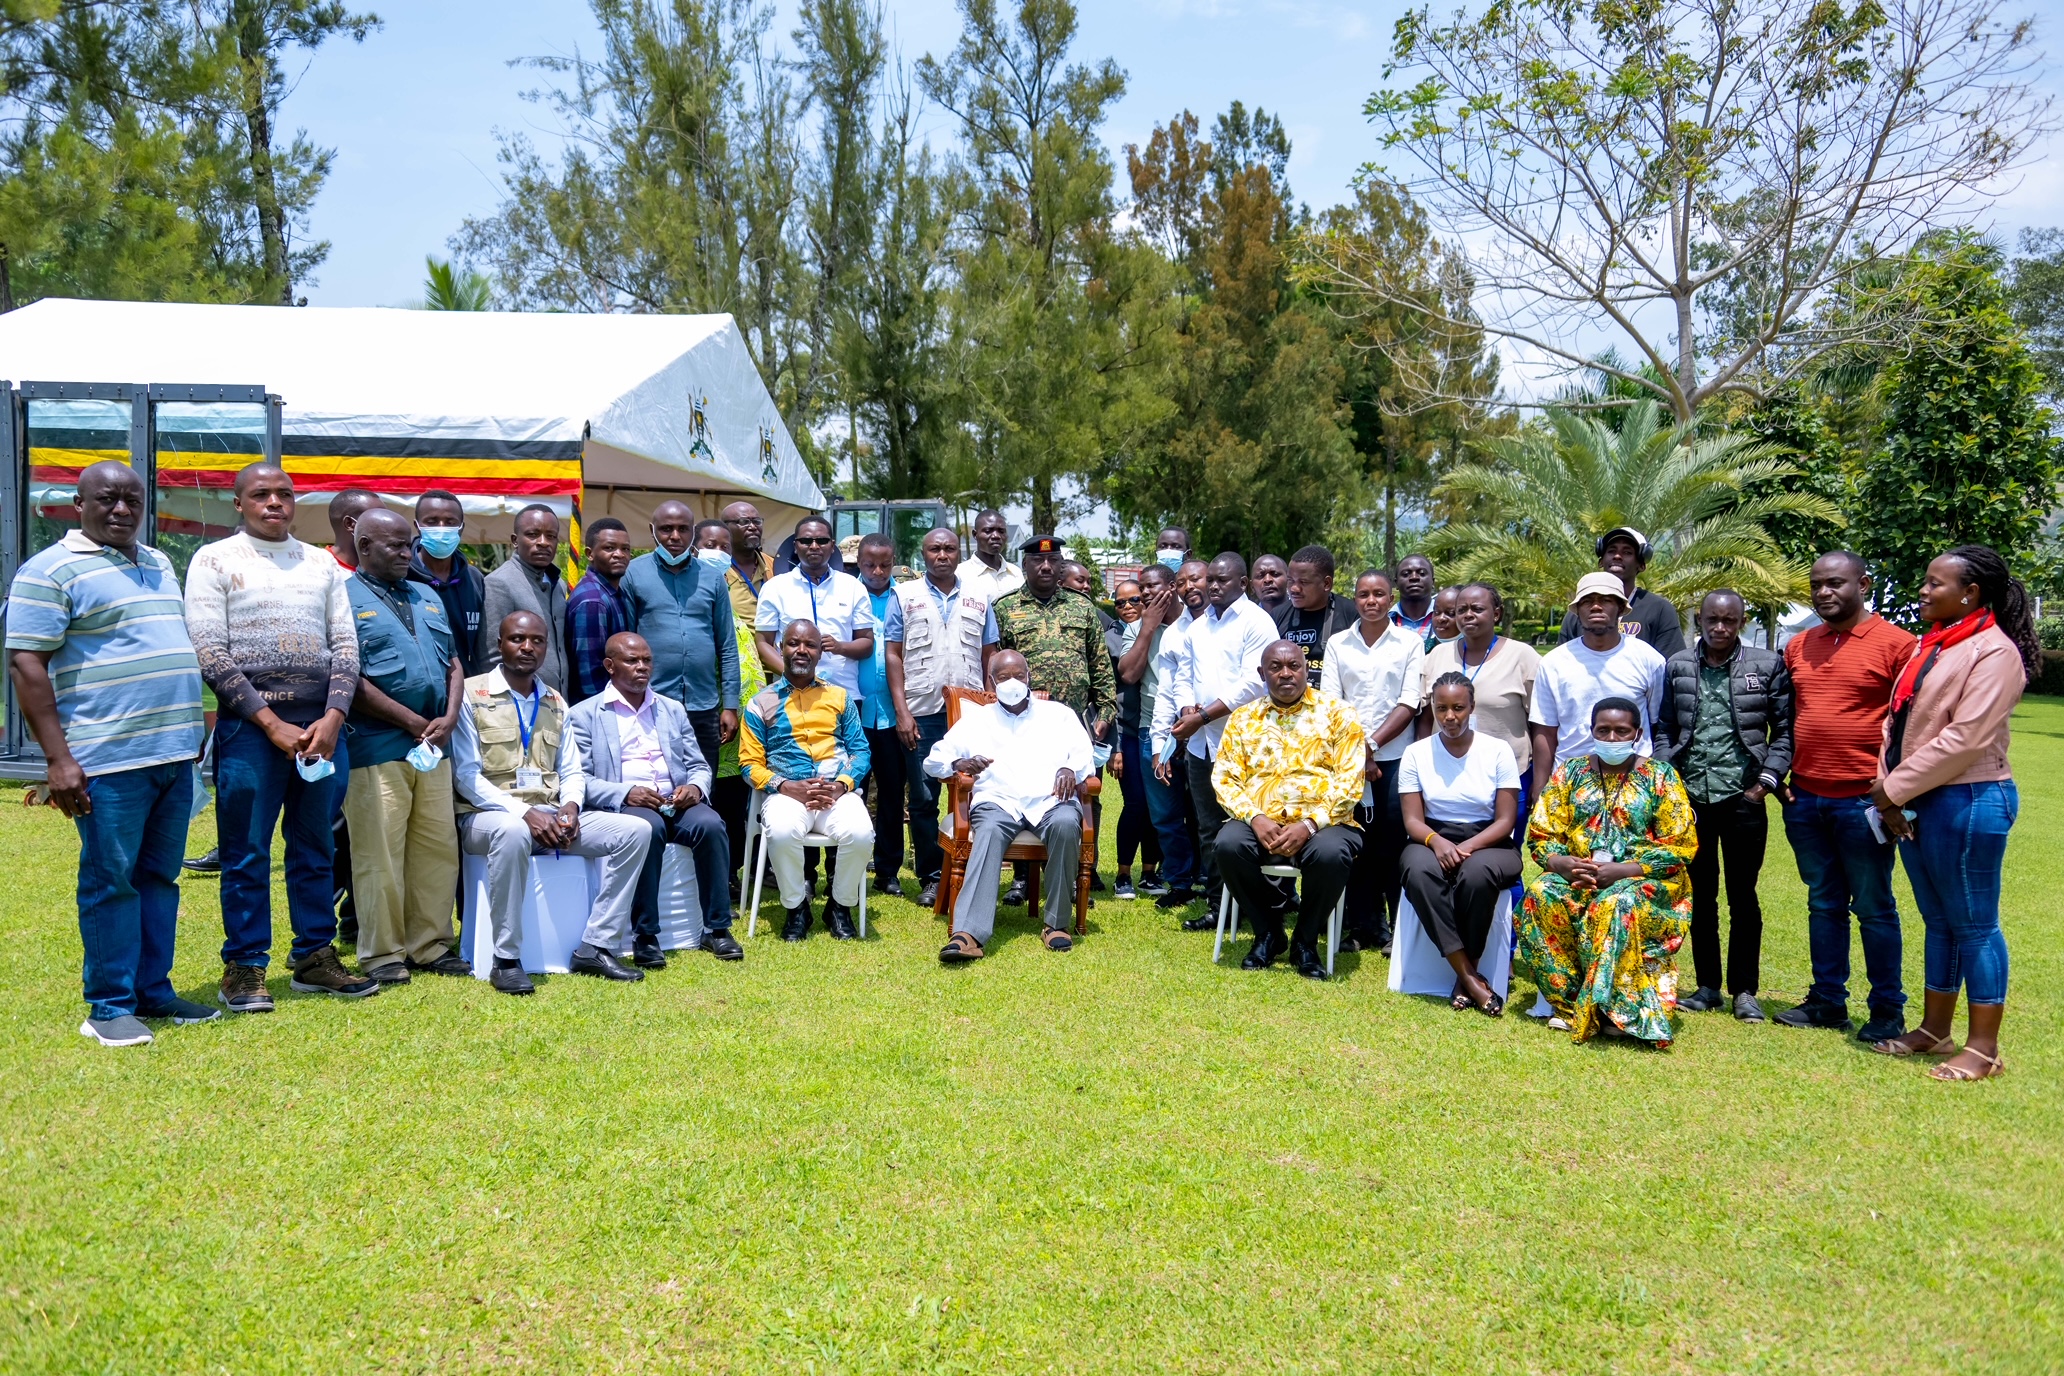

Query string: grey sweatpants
953 801 1082 944
458 809 651 959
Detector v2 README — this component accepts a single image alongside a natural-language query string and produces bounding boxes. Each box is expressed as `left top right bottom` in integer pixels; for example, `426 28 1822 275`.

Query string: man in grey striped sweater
184 464 379 1011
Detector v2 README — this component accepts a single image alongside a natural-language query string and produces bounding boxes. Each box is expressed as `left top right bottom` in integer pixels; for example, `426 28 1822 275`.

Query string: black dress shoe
877 875 905 898
1002 879 1029 906
407 952 473 976
1181 913 1220 932
825 902 859 940
1289 943 1329 981
703 929 744 961
632 939 668 970
1241 929 1284 970
569 946 644 981
489 964 535 996
363 961 411 985
916 881 939 909
182 846 221 874
1089 872 1106 892
1154 888 1198 909
782 903 813 941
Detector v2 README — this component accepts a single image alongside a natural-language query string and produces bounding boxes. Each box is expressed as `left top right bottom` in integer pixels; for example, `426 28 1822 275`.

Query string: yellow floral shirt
1211 688 1366 830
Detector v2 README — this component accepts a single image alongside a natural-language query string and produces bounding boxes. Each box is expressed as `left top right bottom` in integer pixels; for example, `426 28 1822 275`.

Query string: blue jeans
1783 786 1904 1017
1142 743 1197 890
1901 781 2016 1006
214 715 340 967
76 761 194 1020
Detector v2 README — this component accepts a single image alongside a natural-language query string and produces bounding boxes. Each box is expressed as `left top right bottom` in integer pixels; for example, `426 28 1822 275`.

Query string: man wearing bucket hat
1531 572 1669 769
1557 526 1687 659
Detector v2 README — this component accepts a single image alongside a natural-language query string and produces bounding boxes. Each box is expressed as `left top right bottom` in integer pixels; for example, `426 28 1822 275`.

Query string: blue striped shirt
5 532 205 776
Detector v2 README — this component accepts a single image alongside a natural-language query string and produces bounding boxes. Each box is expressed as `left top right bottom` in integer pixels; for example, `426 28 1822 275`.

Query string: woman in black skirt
1398 671 1524 1014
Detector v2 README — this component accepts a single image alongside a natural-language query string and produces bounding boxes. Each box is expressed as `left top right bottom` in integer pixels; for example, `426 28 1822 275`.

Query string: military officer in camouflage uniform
994 535 1118 737
992 535 1118 905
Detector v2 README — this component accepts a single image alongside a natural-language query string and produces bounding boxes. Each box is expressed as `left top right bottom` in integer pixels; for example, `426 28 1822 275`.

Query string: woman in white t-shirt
1398 671 1523 1014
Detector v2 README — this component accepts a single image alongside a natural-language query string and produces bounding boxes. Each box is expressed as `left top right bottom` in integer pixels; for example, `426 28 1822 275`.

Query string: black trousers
1344 759 1406 945
1399 830 1521 963
1184 751 1228 907
1688 794 1768 995
624 801 734 935
1215 820 1364 951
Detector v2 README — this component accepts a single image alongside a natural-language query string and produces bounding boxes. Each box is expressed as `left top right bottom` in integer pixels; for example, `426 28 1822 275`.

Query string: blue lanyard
1459 635 1499 682
512 682 542 753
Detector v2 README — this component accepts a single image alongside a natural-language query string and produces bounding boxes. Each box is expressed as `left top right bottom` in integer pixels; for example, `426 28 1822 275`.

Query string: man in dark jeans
1657 589 1792 1023
1777 551 1914 1043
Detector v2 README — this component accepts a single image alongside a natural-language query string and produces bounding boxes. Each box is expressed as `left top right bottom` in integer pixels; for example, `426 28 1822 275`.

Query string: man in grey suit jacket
562 632 742 964
481 505 571 695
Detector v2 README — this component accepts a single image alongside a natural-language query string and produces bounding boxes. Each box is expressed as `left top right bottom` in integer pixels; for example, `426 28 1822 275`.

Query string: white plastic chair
1212 863 1343 974
743 789 869 938
1388 892 1514 997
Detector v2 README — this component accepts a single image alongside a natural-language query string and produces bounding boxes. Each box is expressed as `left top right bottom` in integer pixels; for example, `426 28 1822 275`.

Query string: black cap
1020 534 1063 555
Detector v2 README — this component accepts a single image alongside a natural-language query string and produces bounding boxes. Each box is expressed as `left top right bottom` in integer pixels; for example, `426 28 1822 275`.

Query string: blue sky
294 0 2063 312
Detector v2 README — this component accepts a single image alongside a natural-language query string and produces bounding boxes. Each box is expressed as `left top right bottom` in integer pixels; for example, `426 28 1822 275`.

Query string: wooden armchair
931 686 1101 936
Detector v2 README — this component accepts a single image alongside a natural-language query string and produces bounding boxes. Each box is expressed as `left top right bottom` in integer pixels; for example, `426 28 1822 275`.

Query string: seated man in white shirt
926 649 1094 961
452 611 653 993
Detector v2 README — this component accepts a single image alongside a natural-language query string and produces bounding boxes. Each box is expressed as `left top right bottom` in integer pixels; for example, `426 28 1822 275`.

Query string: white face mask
993 678 1030 707
695 547 731 569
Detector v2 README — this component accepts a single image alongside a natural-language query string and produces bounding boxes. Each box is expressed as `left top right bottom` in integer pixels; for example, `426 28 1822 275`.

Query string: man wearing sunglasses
720 502 781 673
754 517 877 703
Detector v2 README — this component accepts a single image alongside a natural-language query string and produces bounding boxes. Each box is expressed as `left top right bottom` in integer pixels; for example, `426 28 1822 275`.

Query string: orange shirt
1784 614 1914 795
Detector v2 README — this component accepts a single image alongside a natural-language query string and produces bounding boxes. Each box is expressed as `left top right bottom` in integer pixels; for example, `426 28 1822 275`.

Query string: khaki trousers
344 759 461 971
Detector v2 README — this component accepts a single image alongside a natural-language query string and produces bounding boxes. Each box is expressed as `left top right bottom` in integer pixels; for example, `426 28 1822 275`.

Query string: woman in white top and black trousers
1398 671 1523 1014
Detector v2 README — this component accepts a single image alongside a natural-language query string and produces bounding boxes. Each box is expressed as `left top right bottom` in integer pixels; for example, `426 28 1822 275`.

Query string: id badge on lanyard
513 683 545 792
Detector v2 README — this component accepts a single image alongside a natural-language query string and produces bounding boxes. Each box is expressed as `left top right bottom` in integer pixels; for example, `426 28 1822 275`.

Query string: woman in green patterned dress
1518 697 1696 1046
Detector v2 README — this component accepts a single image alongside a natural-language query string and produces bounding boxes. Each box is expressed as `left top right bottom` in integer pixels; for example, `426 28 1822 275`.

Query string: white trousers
762 791 874 908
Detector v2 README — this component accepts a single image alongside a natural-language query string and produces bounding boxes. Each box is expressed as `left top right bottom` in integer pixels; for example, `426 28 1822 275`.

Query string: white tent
0 298 825 543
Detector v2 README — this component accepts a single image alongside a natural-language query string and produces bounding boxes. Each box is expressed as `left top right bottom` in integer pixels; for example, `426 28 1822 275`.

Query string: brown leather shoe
289 947 380 998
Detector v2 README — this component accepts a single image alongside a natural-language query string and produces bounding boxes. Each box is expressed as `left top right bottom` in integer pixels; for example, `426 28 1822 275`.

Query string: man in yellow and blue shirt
739 618 873 941
1211 639 1366 980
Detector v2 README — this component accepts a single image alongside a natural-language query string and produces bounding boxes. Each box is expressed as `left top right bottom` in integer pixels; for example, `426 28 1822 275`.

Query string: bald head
74 460 144 551
1261 637 1310 704
603 631 654 698
353 508 416 582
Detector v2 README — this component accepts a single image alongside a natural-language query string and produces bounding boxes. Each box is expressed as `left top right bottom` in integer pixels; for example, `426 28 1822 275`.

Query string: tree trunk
232 2 292 304
1382 434 1397 570
1032 473 1054 537
0 245 14 314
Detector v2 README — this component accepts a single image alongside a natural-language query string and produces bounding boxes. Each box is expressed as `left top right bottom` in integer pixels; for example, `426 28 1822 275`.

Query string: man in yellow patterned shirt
1212 640 1367 979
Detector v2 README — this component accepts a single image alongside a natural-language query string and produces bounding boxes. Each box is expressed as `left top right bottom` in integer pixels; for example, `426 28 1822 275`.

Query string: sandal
1870 1027 1956 1057
1480 992 1505 1019
1042 928 1073 952
1451 980 1473 1012
1929 1047 2004 1082
938 932 984 964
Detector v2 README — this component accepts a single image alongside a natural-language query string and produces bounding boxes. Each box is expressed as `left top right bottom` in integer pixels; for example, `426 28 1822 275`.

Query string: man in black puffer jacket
1657 588 1794 1023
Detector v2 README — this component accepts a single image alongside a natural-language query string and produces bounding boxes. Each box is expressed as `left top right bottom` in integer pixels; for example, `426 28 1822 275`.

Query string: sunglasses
794 536 831 546
1113 596 1143 607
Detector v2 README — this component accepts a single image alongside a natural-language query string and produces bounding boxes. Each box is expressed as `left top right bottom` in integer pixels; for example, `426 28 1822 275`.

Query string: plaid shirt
564 570 632 703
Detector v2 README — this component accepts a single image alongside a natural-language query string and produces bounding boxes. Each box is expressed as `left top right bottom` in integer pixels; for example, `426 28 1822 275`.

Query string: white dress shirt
1148 611 1194 759
925 697 1093 826
601 683 670 789
1172 595 1279 760
954 555 1024 605
1320 620 1427 763
754 565 878 696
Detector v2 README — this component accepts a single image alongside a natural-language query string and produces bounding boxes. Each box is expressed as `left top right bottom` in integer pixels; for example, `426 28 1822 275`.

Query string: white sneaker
79 1015 153 1047
1546 1016 1572 1032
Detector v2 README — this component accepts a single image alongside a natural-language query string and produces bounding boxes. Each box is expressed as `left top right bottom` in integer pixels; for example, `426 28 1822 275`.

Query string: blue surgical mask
417 526 463 559
295 752 336 782
655 543 692 568
1092 739 1113 770
1592 740 1638 766
405 741 444 773
696 548 731 570
1156 548 1184 571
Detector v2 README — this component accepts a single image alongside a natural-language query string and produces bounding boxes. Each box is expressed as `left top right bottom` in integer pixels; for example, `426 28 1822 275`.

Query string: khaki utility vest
894 578 989 717
455 674 566 814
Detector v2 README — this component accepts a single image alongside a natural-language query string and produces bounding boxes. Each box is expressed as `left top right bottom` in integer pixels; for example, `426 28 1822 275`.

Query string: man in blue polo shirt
621 498 743 771
343 508 468 984
6 461 211 1046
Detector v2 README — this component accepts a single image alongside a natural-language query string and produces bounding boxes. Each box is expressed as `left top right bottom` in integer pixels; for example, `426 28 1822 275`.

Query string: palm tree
423 256 492 311
1425 401 1843 629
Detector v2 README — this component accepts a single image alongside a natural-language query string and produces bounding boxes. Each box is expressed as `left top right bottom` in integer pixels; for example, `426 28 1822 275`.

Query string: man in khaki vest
452 611 651 994
886 526 998 908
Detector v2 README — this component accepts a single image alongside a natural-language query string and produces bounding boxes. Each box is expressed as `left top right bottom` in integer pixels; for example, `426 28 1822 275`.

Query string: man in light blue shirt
6 462 211 1045
854 533 908 895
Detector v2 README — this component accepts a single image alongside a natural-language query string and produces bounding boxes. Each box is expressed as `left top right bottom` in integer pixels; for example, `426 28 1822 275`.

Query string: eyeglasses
794 536 831 546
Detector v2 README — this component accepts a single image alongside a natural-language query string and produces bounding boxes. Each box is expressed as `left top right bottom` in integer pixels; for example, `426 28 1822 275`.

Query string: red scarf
1890 608 1992 713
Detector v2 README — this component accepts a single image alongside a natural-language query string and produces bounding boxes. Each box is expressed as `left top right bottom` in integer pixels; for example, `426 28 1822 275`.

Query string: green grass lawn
4 708 2062 1374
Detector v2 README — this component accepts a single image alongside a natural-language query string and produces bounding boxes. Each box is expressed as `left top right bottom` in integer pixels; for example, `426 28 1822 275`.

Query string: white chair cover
1388 892 1514 998
462 851 591 977
645 845 704 952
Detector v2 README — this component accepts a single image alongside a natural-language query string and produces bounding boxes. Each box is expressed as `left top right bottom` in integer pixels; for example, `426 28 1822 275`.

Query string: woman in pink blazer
1868 545 2040 1081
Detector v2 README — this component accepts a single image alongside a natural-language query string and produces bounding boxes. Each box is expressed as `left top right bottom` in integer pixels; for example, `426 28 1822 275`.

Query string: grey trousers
953 800 1082 944
457 809 651 959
